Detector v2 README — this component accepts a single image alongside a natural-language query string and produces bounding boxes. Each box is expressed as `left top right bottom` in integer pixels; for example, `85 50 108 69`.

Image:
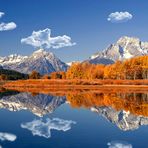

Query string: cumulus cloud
107 12 133 23
107 141 132 148
21 28 76 49
0 12 4 18
0 22 17 31
21 118 76 138
0 132 17 142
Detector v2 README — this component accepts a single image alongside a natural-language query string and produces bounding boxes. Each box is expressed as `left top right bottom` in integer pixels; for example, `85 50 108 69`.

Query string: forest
0 69 28 80
45 55 148 80
65 55 148 80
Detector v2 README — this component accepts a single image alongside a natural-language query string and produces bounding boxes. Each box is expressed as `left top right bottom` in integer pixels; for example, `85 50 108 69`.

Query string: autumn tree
0 74 8 81
29 71 41 79
59 71 66 79
142 66 148 79
42 74 50 79
50 72 62 79
66 55 147 80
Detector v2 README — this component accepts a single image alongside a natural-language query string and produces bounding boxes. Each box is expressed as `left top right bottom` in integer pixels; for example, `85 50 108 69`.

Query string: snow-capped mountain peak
88 36 148 64
0 54 28 65
0 49 68 74
32 48 54 59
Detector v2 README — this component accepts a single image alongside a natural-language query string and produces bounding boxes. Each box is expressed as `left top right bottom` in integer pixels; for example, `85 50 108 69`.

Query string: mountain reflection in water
0 89 148 131
0 92 66 117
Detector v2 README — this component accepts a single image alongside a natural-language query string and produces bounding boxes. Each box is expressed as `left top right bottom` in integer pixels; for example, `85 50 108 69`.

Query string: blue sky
0 0 148 62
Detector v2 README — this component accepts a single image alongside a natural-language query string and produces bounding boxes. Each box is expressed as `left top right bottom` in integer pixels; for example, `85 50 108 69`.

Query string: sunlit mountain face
87 36 148 64
0 49 68 74
0 89 148 131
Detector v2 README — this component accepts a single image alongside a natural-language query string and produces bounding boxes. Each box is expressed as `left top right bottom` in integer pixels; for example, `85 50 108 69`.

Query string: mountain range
0 49 68 74
87 36 148 64
0 36 148 74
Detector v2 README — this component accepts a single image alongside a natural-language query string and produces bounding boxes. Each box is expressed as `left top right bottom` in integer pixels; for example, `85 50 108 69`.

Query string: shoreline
1 79 148 94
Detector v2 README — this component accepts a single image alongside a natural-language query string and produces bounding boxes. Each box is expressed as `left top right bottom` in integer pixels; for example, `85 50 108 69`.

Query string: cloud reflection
0 132 17 142
107 141 132 148
21 118 76 138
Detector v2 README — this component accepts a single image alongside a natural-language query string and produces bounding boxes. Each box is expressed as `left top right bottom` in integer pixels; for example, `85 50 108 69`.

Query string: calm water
0 91 148 148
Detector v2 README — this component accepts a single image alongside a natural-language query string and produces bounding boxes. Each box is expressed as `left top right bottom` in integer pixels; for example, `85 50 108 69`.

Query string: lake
0 90 148 148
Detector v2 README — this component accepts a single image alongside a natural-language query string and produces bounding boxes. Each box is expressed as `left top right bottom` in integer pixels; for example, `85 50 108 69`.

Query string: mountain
87 36 148 64
0 49 68 74
0 54 28 66
0 92 66 117
91 106 148 131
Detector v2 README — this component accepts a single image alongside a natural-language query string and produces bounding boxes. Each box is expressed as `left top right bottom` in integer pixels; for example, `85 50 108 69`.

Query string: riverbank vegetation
0 69 28 80
28 55 148 80
0 56 148 87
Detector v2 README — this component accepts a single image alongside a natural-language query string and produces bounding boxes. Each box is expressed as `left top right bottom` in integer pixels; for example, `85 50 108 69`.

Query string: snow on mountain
87 36 148 64
0 49 68 74
0 54 28 65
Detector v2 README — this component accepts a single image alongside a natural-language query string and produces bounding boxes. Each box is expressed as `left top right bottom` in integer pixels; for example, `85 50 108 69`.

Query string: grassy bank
3 79 148 87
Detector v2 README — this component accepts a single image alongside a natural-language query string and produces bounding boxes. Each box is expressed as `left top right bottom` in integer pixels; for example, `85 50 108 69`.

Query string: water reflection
67 92 148 131
0 92 66 117
0 132 17 142
21 118 76 139
0 132 17 148
0 89 148 131
91 107 148 131
67 93 148 117
107 140 132 148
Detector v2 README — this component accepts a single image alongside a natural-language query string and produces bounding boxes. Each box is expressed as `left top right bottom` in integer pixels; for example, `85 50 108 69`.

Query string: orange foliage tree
29 71 41 79
50 71 66 79
66 56 148 80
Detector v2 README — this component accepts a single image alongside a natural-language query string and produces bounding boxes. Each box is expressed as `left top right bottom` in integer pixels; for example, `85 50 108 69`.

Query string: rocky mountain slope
87 36 148 64
0 49 68 74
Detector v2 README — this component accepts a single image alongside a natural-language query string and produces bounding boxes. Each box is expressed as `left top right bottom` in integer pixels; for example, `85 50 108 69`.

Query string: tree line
1 55 147 80
66 56 148 80
0 69 28 81
35 55 147 80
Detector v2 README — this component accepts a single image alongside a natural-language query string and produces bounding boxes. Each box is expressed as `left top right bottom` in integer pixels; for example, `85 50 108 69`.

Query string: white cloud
107 12 133 23
0 12 4 18
21 28 76 49
107 141 132 148
0 145 2 148
0 22 17 31
0 132 17 142
21 118 76 138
